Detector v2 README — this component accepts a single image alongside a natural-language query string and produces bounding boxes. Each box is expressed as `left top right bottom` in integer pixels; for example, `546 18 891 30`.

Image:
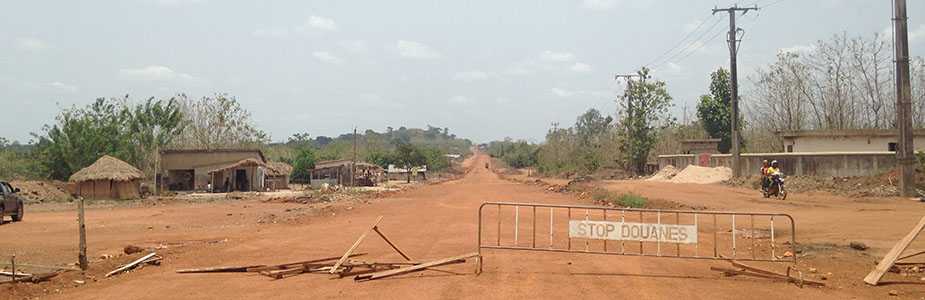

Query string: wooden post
10 255 15 284
78 198 88 271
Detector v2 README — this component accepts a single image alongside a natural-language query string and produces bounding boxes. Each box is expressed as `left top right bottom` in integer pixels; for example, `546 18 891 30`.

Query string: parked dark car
0 181 24 222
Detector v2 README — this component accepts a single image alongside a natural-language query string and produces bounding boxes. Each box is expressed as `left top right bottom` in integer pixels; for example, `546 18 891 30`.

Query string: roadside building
207 158 267 192
680 139 721 154
159 149 267 192
780 129 925 153
266 161 293 190
69 155 144 200
310 160 383 187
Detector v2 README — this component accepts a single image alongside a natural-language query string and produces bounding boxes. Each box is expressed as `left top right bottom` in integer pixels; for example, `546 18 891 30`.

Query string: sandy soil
2 154 925 299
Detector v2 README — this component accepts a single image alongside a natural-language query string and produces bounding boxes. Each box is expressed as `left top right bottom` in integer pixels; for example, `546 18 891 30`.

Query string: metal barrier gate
477 202 796 273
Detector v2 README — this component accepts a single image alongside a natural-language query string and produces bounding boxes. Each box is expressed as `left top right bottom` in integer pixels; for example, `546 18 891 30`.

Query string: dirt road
3 154 924 299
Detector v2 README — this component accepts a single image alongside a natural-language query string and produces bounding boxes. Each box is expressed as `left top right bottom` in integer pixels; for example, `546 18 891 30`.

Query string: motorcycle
762 173 787 200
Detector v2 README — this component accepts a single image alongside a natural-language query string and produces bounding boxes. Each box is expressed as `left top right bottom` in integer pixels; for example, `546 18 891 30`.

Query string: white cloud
778 44 816 54
253 27 290 38
118 65 196 81
665 62 682 74
551 87 612 98
149 0 205 5
582 0 620 10
570 62 592 73
15 37 47 51
306 16 337 31
453 70 491 81
683 19 702 33
539 50 575 62
48 81 78 93
551 88 576 97
911 24 925 42
495 97 512 104
312 51 343 64
339 40 368 53
449 95 471 104
396 40 441 59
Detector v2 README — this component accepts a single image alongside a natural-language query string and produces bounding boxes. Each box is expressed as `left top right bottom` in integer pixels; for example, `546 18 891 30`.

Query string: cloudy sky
1 0 923 143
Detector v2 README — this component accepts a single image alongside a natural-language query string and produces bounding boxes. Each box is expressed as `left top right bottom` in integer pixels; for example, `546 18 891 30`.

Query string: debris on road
176 216 478 282
123 245 145 255
105 252 161 278
711 260 825 288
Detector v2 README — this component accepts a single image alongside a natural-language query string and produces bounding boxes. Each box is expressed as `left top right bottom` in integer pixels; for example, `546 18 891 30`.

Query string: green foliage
32 96 185 180
589 187 647 208
290 148 316 182
0 140 44 180
393 142 427 168
619 67 674 174
697 68 738 153
487 139 539 169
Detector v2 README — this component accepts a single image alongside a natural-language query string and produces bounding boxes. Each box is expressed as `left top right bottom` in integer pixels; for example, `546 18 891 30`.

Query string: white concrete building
780 129 925 153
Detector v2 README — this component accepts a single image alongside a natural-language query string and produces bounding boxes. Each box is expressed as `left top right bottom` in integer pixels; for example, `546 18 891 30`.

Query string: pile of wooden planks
176 216 480 282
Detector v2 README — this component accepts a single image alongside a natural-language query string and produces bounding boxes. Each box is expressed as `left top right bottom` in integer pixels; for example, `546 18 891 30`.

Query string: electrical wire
648 16 725 70
643 14 719 69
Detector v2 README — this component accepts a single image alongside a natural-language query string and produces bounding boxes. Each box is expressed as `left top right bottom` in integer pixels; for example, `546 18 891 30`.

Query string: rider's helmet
770 160 779 167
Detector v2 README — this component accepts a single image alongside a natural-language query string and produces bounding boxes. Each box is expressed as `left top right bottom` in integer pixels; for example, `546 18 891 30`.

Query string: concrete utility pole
893 0 915 196
713 5 758 178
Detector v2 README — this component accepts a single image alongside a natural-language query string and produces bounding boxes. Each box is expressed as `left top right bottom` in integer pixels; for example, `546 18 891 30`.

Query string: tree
173 93 269 149
127 97 185 176
290 148 316 183
697 68 735 153
619 67 673 174
393 142 426 183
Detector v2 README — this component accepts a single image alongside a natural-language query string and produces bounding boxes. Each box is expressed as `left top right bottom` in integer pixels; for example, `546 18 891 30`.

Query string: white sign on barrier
569 220 698 244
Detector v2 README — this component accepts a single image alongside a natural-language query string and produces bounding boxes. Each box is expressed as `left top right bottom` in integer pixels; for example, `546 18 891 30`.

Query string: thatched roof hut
69 155 144 200
70 155 144 183
207 158 267 174
267 162 293 177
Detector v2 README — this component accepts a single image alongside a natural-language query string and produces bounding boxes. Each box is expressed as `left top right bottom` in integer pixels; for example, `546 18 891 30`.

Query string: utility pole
352 127 357 187
615 73 642 122
78 198 88 271
893 0 915 196
713 4 757 178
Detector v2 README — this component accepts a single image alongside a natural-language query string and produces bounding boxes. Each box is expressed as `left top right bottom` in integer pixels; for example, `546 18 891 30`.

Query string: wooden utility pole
713 5 758 178
614 74 641 117
77 198 88 271
352 127 358 187
893 0 915 196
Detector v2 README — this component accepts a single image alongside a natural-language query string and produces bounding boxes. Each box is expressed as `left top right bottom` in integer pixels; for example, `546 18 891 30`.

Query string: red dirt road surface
3 153 925 299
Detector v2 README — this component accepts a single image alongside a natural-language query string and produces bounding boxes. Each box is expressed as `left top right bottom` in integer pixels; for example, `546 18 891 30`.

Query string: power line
647 17 724 70
651 23 728 72
643 15 718 69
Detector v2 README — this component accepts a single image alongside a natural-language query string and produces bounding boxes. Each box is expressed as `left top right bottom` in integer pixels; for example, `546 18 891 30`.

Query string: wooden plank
176 265 266 274
897 250 925 261
105 253 158 278
373 227 413 261
246 253 366 272
355 252 478 281
0 263 80 271
725 261 825 286
330 216 383 274
864 216 925 285
710 266 825 287
0 271 32 278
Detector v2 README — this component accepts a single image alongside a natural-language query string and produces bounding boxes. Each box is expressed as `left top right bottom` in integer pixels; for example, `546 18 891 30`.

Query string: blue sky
1 0 923 143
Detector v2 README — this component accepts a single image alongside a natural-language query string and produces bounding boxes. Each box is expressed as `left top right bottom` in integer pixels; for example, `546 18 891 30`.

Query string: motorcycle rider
767 160 782 183
760 160 770 191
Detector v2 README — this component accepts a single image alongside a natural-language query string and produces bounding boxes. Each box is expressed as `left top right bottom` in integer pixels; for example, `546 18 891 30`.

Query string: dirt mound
646 165 679 181
669 165 732 184
10 180 74 203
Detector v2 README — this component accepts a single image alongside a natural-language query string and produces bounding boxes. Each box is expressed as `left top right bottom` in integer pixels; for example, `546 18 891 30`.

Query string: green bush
616 193 647 208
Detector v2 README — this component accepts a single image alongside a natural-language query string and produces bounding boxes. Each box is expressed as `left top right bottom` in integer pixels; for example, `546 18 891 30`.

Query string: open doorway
235 169 248 191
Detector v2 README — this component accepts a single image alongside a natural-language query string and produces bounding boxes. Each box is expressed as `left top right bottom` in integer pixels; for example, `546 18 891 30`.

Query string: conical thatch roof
69 155 144 182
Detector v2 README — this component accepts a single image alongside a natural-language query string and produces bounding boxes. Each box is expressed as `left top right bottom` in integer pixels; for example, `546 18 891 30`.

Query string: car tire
12 202 22 222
